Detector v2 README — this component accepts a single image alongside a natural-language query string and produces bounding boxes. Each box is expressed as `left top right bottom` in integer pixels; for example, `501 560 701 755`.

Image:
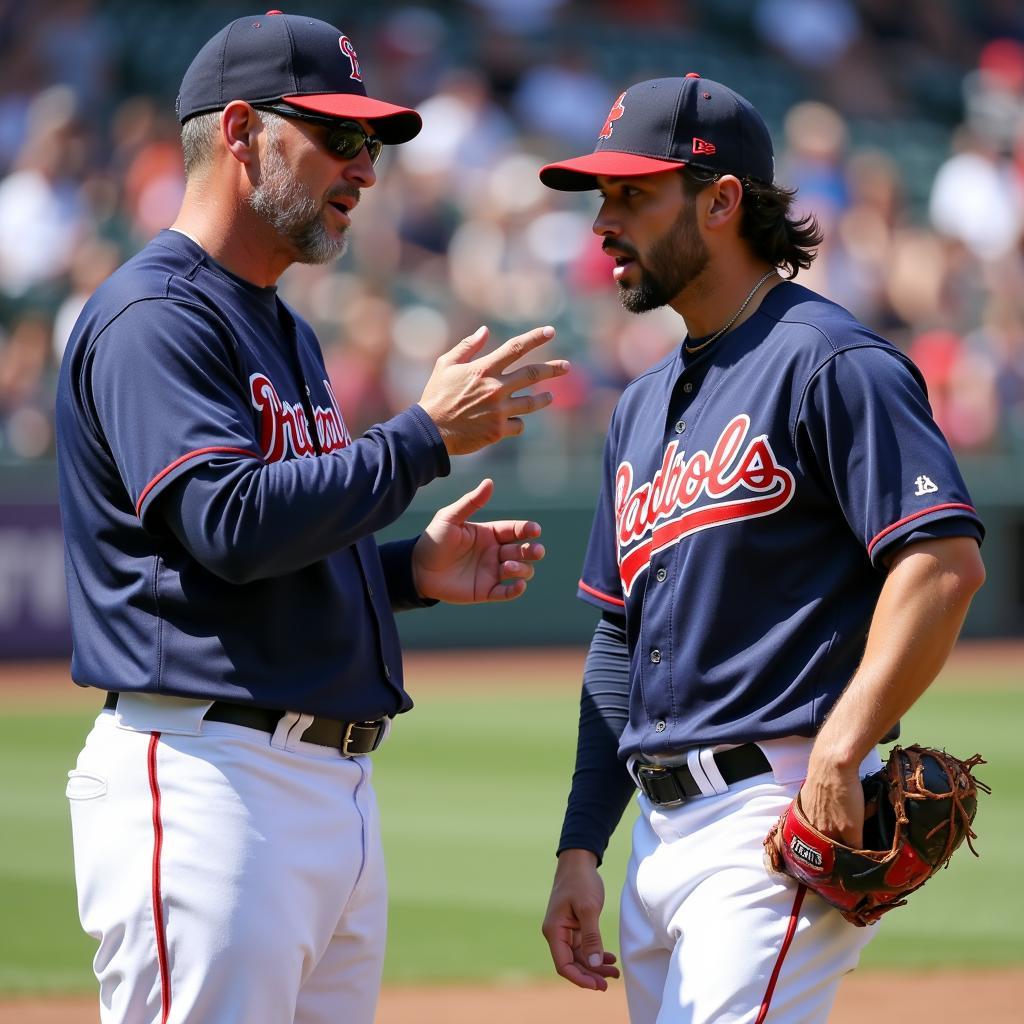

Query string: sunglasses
256 104 384 164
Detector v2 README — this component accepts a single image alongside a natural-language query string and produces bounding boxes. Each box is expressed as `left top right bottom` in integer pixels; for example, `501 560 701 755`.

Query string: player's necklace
684 269 778 354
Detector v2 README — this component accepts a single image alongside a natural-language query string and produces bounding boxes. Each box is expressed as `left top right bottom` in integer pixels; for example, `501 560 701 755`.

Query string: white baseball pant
66 694 387 1024
620 738 883 1024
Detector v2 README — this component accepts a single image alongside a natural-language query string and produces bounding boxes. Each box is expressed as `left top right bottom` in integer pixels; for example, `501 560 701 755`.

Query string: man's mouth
326 198 355 227
611 253 637 281
326 194 358 223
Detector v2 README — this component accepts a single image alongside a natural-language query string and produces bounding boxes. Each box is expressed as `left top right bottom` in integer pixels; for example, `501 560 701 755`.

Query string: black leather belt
636 743 771 807
103 692 386 756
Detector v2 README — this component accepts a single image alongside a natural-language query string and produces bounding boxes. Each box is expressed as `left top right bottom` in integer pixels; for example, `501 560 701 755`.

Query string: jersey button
683 382 694 394
656 568 667 582
650 649 661 664
655 720 666 733
384 665 392 680
675 420 686 433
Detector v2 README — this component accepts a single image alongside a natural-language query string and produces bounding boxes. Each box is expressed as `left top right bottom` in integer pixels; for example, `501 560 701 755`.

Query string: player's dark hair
679 167 822 278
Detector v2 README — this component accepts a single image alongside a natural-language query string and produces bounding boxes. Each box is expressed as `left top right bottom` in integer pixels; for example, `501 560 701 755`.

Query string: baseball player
57 13 568 1024
537 75 986 1023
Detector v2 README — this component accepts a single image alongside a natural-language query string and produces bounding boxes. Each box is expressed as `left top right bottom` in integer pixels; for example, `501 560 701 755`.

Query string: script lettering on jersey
614 414 795 595
249 373 352 462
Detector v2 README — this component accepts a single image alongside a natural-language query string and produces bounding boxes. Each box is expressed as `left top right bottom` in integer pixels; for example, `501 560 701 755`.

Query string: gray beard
248 144 348 265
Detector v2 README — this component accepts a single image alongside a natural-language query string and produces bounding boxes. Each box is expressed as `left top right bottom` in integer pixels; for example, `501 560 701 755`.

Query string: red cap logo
339 35 363 81
692 138 717 156
600 92 627 140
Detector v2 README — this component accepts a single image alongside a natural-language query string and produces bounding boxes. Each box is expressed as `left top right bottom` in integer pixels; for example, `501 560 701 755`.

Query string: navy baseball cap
539 74 774 190
176 10 422 144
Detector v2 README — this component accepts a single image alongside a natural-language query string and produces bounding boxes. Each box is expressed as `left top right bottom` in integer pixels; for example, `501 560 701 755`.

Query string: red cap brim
539 151 687 191
283 93 422 144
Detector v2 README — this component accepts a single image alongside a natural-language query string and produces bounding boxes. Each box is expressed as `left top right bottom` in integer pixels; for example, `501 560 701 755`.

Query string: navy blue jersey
578 282 983 759
57 230 449 718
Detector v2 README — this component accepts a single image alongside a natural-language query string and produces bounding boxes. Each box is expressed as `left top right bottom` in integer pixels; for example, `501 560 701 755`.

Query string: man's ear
704 174 744 231
221 101 261 166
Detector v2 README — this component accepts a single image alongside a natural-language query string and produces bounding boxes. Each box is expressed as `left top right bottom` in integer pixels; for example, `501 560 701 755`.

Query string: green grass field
0 663 1020 994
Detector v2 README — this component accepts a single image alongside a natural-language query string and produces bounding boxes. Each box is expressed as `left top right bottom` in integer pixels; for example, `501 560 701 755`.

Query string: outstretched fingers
439 325 490 366
497 539 545 565
502 359 571 395
437 479 494 525
486 325 559 372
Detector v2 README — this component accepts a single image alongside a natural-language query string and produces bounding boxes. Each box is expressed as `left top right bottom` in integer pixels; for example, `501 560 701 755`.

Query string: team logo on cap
339 35 363 81
692 138 717 156
600 92 627 140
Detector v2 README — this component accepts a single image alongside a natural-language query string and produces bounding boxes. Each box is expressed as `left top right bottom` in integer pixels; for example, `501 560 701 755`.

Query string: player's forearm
810 536 985 772
158 408 448 584
558 614 636 862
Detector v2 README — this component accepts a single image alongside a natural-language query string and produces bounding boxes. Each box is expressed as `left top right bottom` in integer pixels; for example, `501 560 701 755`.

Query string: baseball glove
763 744 989 927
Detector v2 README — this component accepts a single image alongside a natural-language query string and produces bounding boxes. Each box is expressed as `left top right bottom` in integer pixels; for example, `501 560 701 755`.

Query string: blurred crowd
2 0 1024 482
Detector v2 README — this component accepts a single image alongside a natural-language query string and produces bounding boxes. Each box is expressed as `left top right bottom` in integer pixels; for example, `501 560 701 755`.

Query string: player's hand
800 758 865 847
541 848 620 991
412 479 545 604
417 325 569 455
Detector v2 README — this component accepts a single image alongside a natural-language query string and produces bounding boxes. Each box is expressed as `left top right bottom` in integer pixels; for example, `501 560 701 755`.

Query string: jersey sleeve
796 345 984 568
577 410 627 612
87 298 263 516
87 298 449 582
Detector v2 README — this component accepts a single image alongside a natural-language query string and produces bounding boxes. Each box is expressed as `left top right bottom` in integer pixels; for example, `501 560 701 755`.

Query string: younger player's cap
176 10 421 144
539 74 773 191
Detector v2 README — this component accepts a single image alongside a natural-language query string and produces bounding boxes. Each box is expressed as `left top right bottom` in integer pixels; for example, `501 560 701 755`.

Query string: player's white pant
620 739 883 1024
66 698 387 1024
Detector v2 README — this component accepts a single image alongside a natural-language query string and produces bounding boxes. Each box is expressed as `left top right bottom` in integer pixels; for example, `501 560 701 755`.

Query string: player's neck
173 188 294 289
671 259 780 341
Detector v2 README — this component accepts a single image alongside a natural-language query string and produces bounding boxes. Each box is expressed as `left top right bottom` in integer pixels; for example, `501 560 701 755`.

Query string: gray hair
180 108 285 179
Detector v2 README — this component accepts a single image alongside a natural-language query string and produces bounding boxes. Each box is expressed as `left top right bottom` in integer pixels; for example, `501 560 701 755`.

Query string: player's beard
248 140 350 265
616 195 709 313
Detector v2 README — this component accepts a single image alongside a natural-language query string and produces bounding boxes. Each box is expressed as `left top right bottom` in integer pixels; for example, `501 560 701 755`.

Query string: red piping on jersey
755 883 805 1023
578 579 625 607
136 447 260 516
866 503 976 558
148 733 171 1024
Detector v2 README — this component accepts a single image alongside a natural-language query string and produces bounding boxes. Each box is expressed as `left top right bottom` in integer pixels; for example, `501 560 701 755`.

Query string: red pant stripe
755 883 806 1023
148 733 171 1024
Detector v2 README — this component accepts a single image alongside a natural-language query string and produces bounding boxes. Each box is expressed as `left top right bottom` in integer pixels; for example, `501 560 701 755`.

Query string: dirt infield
2 969 1022 1022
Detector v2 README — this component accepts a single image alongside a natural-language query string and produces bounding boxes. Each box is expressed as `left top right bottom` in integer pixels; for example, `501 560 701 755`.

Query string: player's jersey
57 230 449 719
578 282 983 759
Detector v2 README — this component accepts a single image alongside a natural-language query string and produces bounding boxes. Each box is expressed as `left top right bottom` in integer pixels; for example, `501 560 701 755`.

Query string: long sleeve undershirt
557 611 636 863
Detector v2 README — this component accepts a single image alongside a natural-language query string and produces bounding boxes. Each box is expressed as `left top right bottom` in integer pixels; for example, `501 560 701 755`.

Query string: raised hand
417 325 570 455
411 479 546 604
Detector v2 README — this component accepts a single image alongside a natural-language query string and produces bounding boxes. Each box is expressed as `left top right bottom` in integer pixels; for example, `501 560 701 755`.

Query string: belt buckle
636 764 686 807
340 720 384 757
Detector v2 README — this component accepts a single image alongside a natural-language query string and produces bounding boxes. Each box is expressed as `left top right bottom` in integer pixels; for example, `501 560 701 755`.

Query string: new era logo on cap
176 11 421 144
539 73 774 191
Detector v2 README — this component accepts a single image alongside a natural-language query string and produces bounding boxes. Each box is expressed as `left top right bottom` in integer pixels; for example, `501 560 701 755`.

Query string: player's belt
635 744 771 807
103 692 387 756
